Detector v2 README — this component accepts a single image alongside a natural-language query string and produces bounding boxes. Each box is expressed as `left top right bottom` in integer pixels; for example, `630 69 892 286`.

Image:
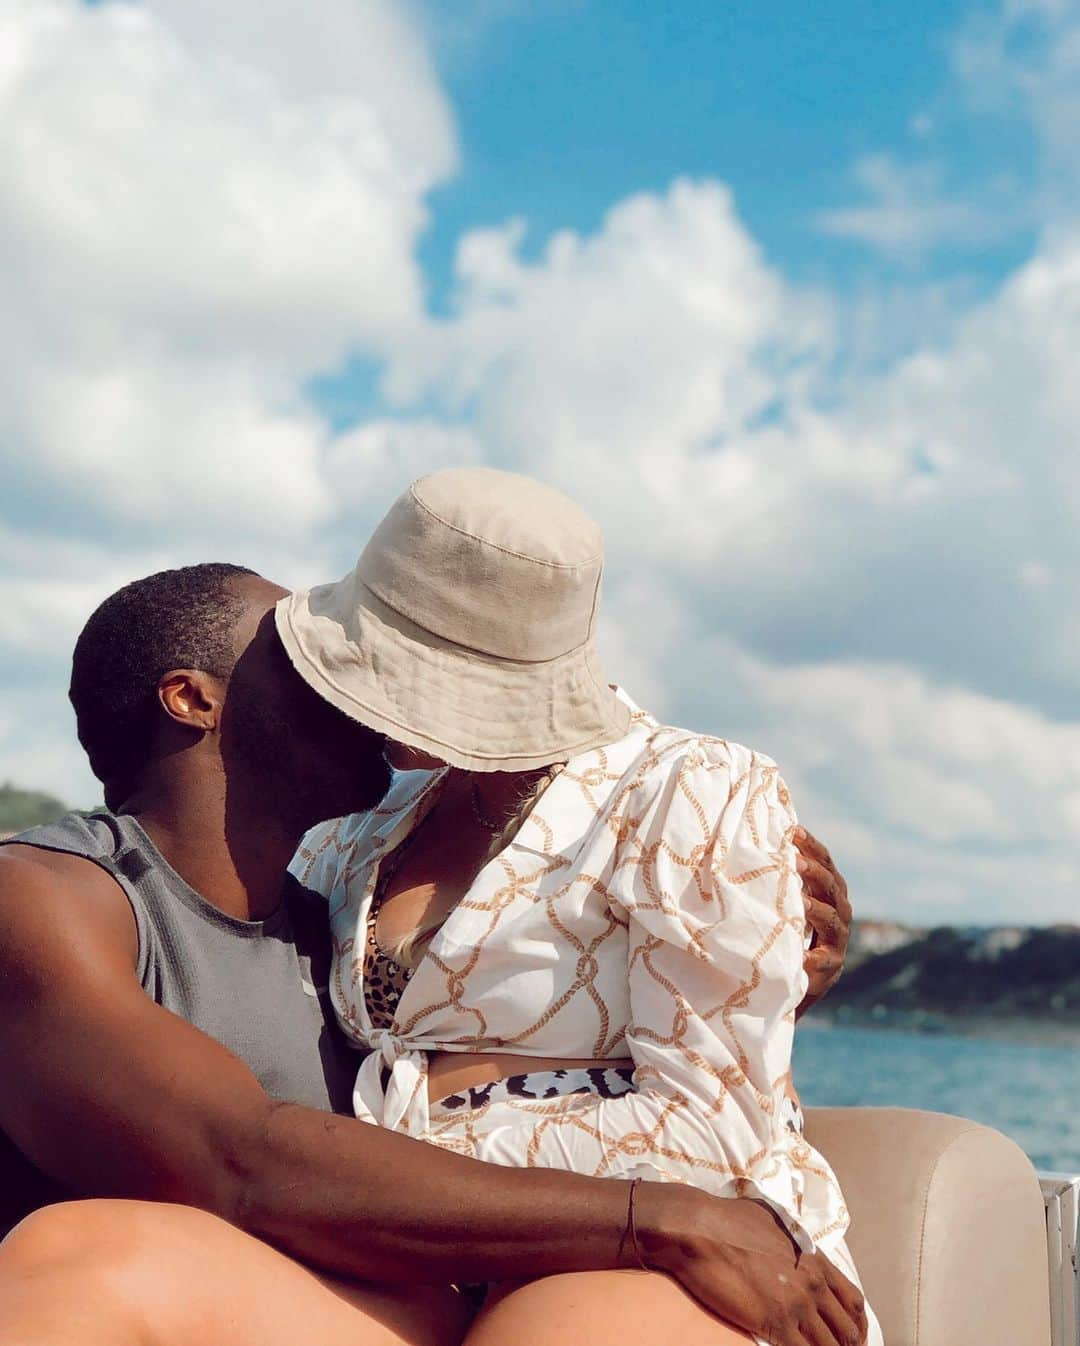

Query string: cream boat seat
805 1107 1053 1346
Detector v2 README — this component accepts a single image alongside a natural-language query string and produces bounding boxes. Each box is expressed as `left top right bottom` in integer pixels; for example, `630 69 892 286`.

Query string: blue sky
317 0 1041 429
2 0 1079 924
420 0 996 288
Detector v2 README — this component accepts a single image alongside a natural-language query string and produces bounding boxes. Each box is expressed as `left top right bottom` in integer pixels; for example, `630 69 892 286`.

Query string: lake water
793 1023 1080 1173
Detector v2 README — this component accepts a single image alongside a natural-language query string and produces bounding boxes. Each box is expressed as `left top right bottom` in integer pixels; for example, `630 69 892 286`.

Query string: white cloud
0 0 456 542
148 0 455 189
378 174 1079 713
1 0 1078 930
597 585 1080 924
369 160 1080 924
953 0 1080 214
386 179 830 570
1 0 452 353
816 154 1009 260
0 525 176 662
743 654 1080 844
0 0 458 803
820 0 1080 264
327 419 485 518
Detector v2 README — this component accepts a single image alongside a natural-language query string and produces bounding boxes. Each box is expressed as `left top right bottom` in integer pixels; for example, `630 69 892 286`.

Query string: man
0 562 859 1346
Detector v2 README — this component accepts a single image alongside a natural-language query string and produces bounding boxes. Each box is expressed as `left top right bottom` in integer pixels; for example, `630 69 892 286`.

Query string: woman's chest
329 857 632 1056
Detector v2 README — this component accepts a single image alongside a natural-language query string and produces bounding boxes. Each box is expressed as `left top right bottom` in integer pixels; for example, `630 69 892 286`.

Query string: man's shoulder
0 808 124 896
0 837 108 891
0 828 138 972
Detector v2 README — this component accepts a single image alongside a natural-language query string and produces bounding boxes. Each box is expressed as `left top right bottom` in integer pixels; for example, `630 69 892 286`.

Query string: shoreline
804 1010 1080 1048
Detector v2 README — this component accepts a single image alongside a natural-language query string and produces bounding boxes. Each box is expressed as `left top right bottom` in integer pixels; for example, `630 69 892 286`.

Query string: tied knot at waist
353 1031 431 1135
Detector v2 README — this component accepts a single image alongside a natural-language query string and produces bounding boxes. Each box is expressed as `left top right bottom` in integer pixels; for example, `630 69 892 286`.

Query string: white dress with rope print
291 690 882 1345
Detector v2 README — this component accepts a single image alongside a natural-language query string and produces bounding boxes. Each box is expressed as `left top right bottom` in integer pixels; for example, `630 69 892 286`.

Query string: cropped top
291 693 851 1257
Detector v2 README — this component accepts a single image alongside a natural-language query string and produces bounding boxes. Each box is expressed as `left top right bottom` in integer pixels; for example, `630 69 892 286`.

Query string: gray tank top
0 810 360 1234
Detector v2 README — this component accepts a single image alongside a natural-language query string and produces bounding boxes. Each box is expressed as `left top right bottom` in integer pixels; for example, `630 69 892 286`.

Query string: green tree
0 782 70 834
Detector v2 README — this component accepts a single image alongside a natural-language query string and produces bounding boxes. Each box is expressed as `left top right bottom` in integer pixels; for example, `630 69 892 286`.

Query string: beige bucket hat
275 467 631 771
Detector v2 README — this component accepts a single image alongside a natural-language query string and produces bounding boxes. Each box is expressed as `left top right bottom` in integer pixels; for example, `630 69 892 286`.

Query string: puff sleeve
456 743 841 1253
288 817 355 897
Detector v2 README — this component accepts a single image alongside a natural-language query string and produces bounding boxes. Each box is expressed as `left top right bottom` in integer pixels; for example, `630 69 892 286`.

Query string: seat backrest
804 1106 1052 1346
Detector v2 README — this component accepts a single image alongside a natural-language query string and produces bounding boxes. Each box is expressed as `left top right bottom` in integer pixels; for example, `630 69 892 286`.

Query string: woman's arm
447 744 844 1254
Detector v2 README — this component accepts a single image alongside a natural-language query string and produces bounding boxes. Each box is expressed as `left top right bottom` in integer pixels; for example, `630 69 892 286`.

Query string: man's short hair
69 563 257 809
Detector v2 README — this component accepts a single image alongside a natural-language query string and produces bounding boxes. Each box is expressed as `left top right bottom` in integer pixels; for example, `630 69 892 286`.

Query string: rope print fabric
291 691 880 1331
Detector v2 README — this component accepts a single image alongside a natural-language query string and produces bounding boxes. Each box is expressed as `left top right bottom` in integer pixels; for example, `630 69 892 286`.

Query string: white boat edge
1040 1171 1080 1346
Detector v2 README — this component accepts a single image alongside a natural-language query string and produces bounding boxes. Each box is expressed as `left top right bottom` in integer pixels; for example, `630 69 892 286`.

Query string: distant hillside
820 920 1080 1035
0 783 70 835
845 919 927 969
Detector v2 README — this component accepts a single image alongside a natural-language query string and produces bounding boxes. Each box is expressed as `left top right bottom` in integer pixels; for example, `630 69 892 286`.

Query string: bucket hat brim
275 574 631 773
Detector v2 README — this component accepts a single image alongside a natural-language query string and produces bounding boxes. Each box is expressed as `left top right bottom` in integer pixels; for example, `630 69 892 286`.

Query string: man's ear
157 670 224 733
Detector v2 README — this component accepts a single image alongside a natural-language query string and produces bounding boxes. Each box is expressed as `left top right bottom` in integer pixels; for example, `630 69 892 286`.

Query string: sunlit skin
0 575 865 1346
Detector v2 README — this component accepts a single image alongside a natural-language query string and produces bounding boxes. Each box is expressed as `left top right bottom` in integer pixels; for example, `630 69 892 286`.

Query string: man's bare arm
0 848 865 1345
794 828 852 1016
0 846 631 1282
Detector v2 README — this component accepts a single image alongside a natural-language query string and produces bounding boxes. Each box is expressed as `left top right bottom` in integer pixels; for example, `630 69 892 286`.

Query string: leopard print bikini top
363 821 426 1031
363 902 415 1031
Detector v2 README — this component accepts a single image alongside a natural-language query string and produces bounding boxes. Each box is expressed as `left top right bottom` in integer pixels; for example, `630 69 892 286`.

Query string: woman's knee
1 1201 128 1271
0 1202 171 1346
0 1198 235 1305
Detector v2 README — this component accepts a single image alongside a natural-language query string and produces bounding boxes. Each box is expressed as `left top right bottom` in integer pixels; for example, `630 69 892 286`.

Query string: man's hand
794 827 852 1016
641 1187 867 1346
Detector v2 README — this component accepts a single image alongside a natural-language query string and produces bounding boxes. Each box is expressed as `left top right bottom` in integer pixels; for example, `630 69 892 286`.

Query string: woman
282 466 882 1346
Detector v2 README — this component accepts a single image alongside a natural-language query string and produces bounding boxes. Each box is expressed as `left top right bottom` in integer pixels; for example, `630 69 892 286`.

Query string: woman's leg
464 1270 755 1346
0 1200 472 1346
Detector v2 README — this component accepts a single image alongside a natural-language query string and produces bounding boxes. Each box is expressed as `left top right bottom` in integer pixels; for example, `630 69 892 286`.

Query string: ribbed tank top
0 810 360 1235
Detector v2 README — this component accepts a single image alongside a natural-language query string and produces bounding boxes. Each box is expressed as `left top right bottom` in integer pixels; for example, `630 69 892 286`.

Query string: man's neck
121 766 303 922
